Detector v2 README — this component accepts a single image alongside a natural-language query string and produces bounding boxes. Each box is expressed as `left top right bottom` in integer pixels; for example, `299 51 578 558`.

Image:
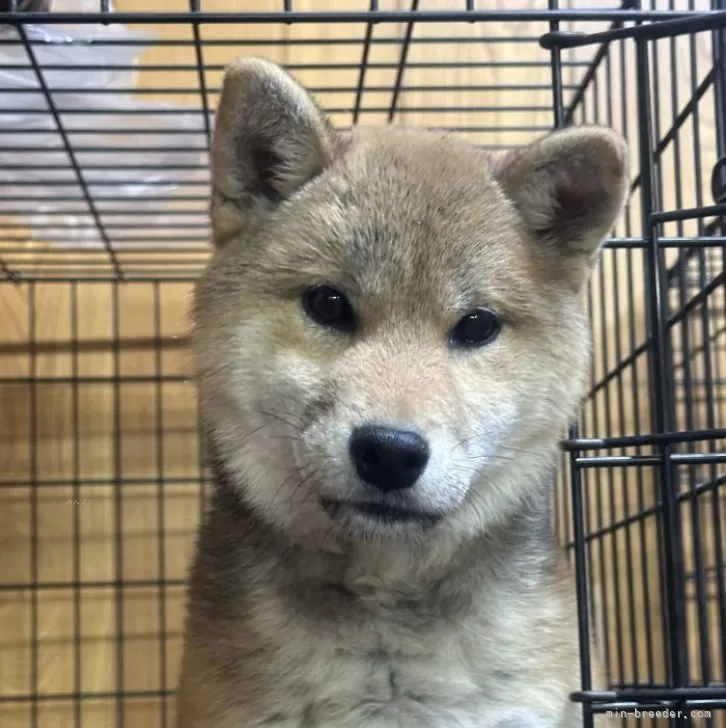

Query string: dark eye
449 308 501 348
302 285 356 333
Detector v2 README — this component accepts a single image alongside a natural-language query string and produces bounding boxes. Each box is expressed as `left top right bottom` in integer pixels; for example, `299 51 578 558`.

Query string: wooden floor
0 1 723 727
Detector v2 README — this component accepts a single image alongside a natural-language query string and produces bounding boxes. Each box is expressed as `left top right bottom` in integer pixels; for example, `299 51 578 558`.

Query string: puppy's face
195 58 628 546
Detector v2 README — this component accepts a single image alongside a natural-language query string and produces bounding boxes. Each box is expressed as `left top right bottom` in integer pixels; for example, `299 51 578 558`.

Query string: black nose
349 424 430 493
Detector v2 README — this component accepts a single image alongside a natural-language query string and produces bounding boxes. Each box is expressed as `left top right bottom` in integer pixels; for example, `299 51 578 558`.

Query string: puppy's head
195 58 628 547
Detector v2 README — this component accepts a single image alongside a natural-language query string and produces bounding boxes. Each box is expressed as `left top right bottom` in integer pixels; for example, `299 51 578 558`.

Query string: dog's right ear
210 57 342 245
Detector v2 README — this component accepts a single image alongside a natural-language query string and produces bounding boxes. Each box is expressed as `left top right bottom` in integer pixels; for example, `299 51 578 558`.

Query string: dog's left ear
494 126 629 287
210 57 343 244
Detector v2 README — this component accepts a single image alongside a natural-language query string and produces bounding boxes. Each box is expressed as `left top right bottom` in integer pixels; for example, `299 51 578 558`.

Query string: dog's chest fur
177 483 581 728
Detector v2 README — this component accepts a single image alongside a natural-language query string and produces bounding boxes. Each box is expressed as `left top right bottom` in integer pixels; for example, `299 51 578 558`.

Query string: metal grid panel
0 0 713 281
0 278 200 728
0 2 724 727
550 3 726 724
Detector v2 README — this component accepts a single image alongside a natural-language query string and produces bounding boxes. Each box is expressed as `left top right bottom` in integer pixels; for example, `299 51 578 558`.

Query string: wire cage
0 1 724 727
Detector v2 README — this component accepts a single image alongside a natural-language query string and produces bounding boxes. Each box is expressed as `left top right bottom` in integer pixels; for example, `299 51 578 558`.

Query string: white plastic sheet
0 0 211 249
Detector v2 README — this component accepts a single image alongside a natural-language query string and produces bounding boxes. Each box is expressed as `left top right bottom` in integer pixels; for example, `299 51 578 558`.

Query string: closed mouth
321 499 442 526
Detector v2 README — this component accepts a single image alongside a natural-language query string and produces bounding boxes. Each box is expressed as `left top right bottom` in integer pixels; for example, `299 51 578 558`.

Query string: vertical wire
548 0 579 568
71 282 82 728
687 0 714 689
622 23 656 678
584 101 600 728
388 0 420 123
353 0 378 126
604 44 639 689
112 282 124 728
190 1 211 532
548 0 565 129
29 281 38 728
190 0 213 151
595 66 627 687
154 282 168 727
709 0 726 685
549 0 565 569
580 84 614 690
609 37 641 687
666 7 698 696
589 262 614 686
636 36 689 721
668 0 702 697
547 4 594 724
635 2 675 696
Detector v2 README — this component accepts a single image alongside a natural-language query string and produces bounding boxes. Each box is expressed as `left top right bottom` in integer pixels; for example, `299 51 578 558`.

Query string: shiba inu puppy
175 57 628 728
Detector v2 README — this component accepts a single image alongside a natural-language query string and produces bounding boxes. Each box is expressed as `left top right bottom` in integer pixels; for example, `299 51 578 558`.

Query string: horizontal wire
0 8 714 25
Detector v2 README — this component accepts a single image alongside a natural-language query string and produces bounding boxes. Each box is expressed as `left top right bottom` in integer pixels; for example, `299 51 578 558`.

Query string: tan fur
175 57 629 727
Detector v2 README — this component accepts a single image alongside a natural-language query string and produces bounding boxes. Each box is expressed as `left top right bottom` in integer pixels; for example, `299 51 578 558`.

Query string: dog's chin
320 498 444 540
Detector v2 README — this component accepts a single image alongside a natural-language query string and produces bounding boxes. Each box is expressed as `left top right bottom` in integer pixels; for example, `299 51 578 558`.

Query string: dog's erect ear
210 57 342 244
494 126 629 286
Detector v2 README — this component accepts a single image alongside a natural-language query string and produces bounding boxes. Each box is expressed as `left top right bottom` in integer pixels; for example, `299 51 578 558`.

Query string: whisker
497 444 552 457
464 454 516 463
252 408 304 432
290 469 321 505
270 464 317 506
238 421 275 444
267 434 305 444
